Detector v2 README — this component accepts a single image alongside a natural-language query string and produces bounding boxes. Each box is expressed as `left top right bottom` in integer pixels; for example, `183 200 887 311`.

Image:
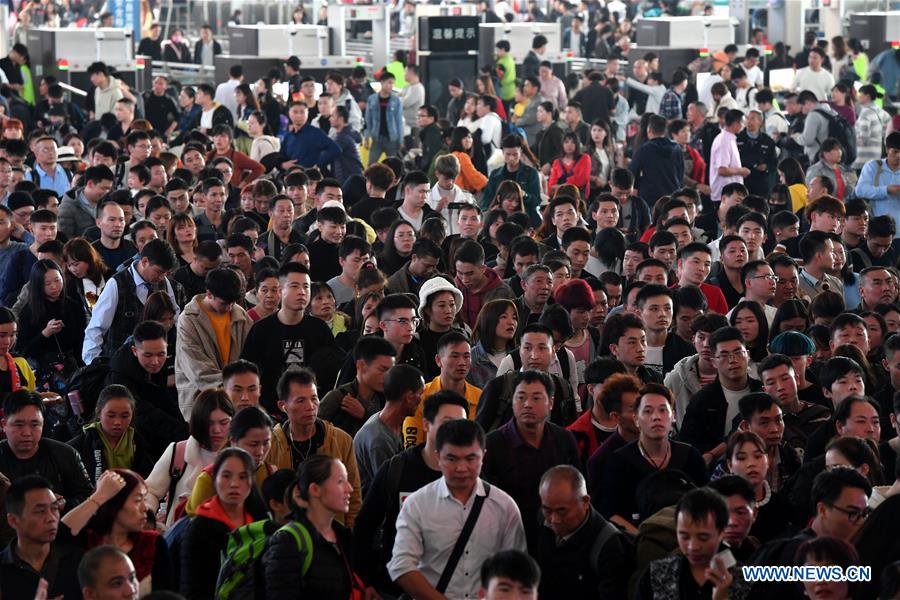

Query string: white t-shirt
791 67 836 101
397 206 424 231
200 106 215 130
723 385 750 434
645 345 663 379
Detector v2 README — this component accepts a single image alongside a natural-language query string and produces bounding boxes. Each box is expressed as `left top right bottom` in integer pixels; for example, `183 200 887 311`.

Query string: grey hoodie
664 353 705 429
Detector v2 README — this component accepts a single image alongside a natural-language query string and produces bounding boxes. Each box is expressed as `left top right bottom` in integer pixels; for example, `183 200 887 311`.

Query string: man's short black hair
869 215 896 239
435 418 485 452
738 391 779 421
338 235 371 260
811 467 872 508
2 389 43 421
513 369 555 398
708 475 756 506
384 364 425 403
561 226 591 248
709 326 744 353
480 550 541 591
140 239 177 270
455 239 485 266
819 356 864 394
276 367 317 401
423 390 469 424
353 335 397 363
205 268 243 304
635 284 672 310
222 359 259 382
6 474 53 517
676 487 729 531
132 320 167 345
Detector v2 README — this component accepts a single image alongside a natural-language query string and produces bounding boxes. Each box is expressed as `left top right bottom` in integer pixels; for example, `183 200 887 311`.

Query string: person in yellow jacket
0 307 36 395
403 331 481 448
185 406 276 516
266 368 362 527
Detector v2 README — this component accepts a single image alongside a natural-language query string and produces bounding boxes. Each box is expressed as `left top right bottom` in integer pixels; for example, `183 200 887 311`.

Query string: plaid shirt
659 87 683 120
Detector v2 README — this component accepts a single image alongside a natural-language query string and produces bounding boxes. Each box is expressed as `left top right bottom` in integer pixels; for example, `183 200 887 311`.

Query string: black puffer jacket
263 510 356 600
67 424 155 484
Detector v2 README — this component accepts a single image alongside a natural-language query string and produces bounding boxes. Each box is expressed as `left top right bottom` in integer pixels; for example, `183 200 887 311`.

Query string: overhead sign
419 16 479 53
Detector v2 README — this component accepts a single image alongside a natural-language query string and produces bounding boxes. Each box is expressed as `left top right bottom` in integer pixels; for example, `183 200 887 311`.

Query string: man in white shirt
401 65 426 137
389 418 527 600
740 48 764 88
709 109 751 203
474 96 503 150
756 89 789 139
791 47 835 101
214 64 242 119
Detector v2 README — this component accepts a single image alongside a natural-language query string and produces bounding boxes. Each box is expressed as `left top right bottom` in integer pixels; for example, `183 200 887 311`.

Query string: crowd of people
0 0 900 599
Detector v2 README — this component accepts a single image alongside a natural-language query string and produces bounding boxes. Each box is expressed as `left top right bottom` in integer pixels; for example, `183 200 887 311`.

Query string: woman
723 430 793 544
828 83 856 126
587 119 615 195
670 119 709 195
861 311 887 361
798 537 859 600
448 127 488 194
145 389 235 527
549 132 591 199
468 299 519 389
475 74 507 120
308 282 349 338
591 227 626 275
0 307 36 396
234 83 261 130
248 267 279 321
826 436 884 488
768 183 791 214
64 237 110 316
848 38 870 85
181 447 256 600
17 259 85 381
264 454 370 599
377 220 416 275
479 209 505 265
778 157 808 213
68 385 154 483
417 279 465 379
769 300 809 343
830 36 851 80
168 212 198 267
61 470 175 595
247 111 281 164
457 93 479 130
488 180 526 217
547 260 572 296
833 240 860 311
875 303 900 334
256 76 285 136
730 301 769 377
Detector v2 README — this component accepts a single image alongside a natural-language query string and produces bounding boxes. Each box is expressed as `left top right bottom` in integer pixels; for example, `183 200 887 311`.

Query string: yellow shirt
788 183 809 213
201 305 232 365
402 375 481 448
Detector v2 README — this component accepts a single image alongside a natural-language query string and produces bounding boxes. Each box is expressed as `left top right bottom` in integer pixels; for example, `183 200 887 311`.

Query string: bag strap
589 520 621 577
166 440 187 507
435 482 491 594
279 521 315 578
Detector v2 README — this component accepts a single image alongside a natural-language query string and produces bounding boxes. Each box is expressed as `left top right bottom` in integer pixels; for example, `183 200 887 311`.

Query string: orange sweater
452 151 488 192
206 148 265 188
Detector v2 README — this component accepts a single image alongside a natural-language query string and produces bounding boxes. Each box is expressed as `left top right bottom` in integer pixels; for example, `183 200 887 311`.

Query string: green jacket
497 54 516 101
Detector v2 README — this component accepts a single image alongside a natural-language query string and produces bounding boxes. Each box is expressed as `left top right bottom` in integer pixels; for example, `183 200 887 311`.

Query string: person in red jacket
207 123 264 189
549 132 592 199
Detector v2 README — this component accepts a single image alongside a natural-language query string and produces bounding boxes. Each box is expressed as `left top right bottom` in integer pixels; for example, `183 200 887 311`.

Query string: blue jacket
481 163 543 226
279 123 341 169
332 127 364 185
365 92 403 142
629 137 684 209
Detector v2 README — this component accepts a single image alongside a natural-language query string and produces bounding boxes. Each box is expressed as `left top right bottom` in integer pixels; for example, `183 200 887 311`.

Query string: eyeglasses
751 274 778 282
384 317 421 328
715 349 747 361
829 504 871 523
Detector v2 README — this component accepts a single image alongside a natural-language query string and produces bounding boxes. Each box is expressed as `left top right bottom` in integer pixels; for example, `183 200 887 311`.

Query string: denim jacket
467 341 502 390
365 92 404 142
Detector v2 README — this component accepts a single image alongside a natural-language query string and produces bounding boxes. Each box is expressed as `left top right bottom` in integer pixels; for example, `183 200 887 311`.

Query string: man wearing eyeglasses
725 260 778 327
851 215 898 272
680 326 762 466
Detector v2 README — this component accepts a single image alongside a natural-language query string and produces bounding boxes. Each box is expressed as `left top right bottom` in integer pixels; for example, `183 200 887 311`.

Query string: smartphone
711 548 736 570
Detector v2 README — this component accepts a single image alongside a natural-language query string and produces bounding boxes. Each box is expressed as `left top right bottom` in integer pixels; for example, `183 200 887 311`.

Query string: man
307 204 349 283
736 390 805 494
325 71 364 133
331 105 364 184
354 390 469 593
608 168 652 242
78 545 139 600
665 313 730 428
798 230 843 302
403 331 480 447
582 372 642 493
727 259 777 325
282 101 341 170
224 234 255 290
522 34 547 79
851 215 895 271
563 101 590 146
855 131 900 228
514 77 544 146
858 267 895 312
804 356 867 461
240 263 336 416
455 239 515 326
495 40 516 108
294 177 343 235
537 61 567 111
636 284 694 380
542 196 580 250
93 201 137 271
207 124 264 189
320 335 394 438
430 158 477 238
707 475 760 561
31 136 70 197
266 368 362 526
0 205 25 282
171 240 221 300
480 550 541 600
513 264 553 339
795 90 840 163
0 475 85 599
572 70 616 126
194 177 228 242
483 370 580 548
82 239 180 364
354 364 424 491
791 47 835 100
57 165 114 238
262 195 303 263
710 110 751 205
223 359 261 412
214 65 242 119
365 72 404 166
396 170 435 232
636 488 747 598
385 238 441 297
675 242 729 314
482 135 542 226
756 89 790 140
601 313 660 384
194 83 233 135
736 110 778 197
680 326 762 461
105 321 187 455
536 465 630 599
806 138 856 201
326 235 371 306
400 65 425 140
629 114 683 209
389 419 527 599
87 61 131 119
175 268 251 418
194 24 222 66
143 75 179 135
534 101 565 175
659 71 688 120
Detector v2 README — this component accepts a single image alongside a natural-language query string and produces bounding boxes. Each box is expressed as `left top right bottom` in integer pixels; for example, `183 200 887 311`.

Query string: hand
94 470 127 504
705 556 733 600
755 163 767 172
42 319 63 337
33 578 48 600
697 184 711 195
363 587 381 600
739 167 751 177
39 392 63 405
340 394 366 419
888 185 900 196
436 196 450 212
280 159 297 171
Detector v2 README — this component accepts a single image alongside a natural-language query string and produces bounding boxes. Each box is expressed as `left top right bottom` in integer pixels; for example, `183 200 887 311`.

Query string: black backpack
813 108 857 166
61 357 111 435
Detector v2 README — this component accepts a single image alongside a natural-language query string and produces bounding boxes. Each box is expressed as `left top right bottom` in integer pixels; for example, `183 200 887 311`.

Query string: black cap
7 191 34 211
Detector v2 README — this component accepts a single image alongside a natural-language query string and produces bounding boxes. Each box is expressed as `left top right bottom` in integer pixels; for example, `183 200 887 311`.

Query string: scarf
3 353 21 390
85 422 136 470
